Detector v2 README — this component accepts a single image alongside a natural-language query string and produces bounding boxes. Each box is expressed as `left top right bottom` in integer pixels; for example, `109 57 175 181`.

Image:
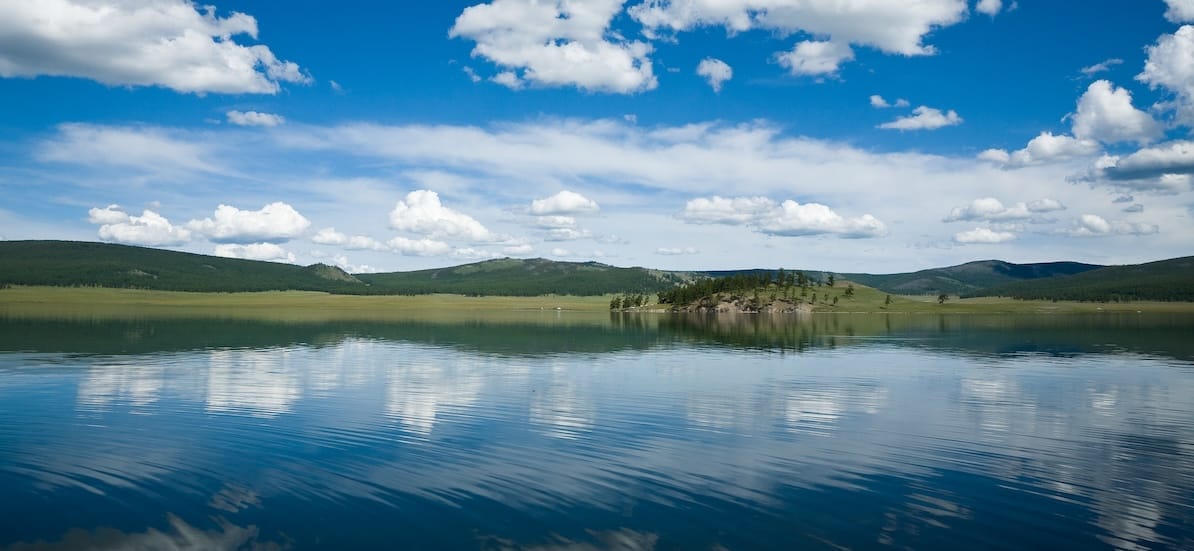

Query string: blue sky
2 0 1193 273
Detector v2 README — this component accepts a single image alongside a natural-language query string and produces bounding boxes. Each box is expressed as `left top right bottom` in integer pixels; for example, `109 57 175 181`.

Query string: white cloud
655 246 699 255
870 95 910 108
0 0 309 94
696 58 732 92
944 197 1065 222
1064 214 1159 237
387 236 452 257
389 190 492 241
878 106 962 130
311 228 389 251
1089 140 1194 191
38 123 222 175
534 216 577 229
682 195 886 238
186 202 311 244
312 227 347 245
984 132 1100 167
1164 0 1194 23
1080 58 1123 77
954 228 1016 244
680 196 775 225
550 247 573 257
975 0 1003 16
629 0 968 57
91 206 192 247
87 204 131 225
1071 80 1161 144
1138 25 1194 124
213 242 296 263
530 190 600 215
759 201 887 238
226 111 285 127
491 70 524 89
776 41 854 76
544 228 592 241
449 0 656 94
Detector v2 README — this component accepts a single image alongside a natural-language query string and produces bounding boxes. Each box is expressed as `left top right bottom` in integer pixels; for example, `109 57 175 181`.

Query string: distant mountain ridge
965 256 1194 302
841 260 1104 296
0 241 682 296
1 240 1190 302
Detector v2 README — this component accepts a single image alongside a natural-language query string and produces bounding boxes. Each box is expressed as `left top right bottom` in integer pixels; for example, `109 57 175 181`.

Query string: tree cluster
609 294 650 310
657 269 824 306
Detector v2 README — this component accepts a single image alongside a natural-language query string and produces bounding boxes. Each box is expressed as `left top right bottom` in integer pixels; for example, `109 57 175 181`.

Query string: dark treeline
965 257 1194 303
657 269 827 305
0 241 680 297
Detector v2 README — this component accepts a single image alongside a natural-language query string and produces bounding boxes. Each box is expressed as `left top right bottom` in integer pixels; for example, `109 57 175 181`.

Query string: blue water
1 314 1192 549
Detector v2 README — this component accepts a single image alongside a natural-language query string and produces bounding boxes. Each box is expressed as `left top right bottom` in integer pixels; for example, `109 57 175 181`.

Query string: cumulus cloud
982 132 1100 167
629 0 968 57
655 246 699 255
311 228 387 251
681 196 886 238
530 190 600 215
1071 80 1161 144
1138 25 1194 124
1164 0 1194 23
0 0 309 94
387 236 453 257
944 197 1066 222
1086 140 1194 191
1080 58 1123 77
697 58 732 92
1064 214 1159 237
954 228 1015 244
870 95 910 108
213 242 296 263
878 106 962 130
89 206 192 247
550 247 573 257
186 202 310 244
226 111 285 127
389 190 493 241
975 0 1004 16
776 41 854 76
87 204 131 225
449 0 656 94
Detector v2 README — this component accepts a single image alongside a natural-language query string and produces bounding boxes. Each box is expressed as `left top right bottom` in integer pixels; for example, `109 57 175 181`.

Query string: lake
1 311 1192 549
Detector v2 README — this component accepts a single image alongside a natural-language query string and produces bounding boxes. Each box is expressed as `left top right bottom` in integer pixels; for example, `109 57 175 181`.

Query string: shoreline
3 286 1193 321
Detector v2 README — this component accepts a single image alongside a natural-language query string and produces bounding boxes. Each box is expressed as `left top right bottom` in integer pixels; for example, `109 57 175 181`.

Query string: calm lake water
1 312 1193 549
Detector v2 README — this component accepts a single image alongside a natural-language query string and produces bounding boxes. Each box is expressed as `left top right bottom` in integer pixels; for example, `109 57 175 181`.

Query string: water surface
1 312 1192 549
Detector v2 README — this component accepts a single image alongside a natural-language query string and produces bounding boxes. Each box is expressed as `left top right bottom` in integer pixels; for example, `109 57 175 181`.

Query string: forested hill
0 240 365 293
964 256 1194 302
841 260 1103 296
356 257 685 296
0 241 684 296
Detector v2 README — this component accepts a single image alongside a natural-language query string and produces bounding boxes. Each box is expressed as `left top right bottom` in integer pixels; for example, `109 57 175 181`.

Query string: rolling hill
841 260 1103 296
0 241 684 296
356 257 686 296
965 256 1194 302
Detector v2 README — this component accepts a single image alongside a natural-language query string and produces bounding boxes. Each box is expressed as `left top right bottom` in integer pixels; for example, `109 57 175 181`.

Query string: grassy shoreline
3 286 1194 322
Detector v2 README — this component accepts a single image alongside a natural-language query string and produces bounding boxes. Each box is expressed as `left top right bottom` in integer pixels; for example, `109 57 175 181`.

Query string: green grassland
0 286 614 322
5 285 1193 325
